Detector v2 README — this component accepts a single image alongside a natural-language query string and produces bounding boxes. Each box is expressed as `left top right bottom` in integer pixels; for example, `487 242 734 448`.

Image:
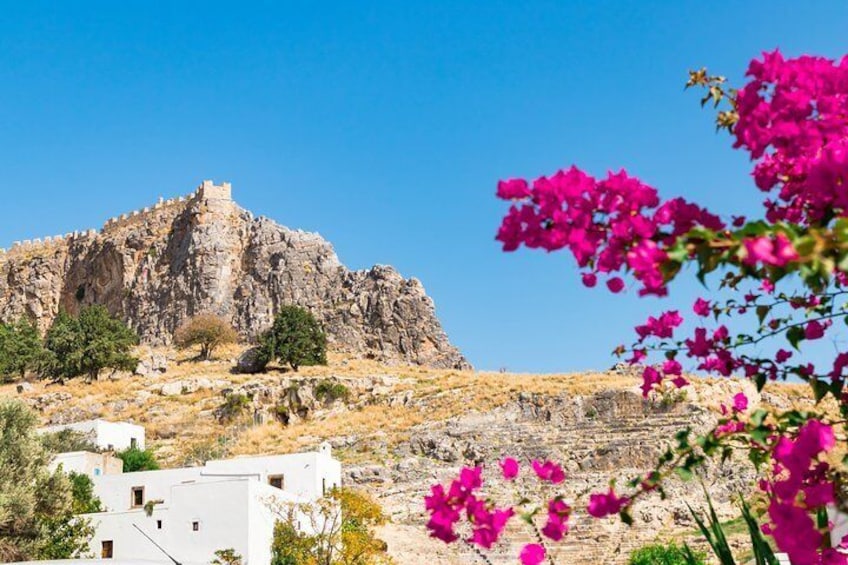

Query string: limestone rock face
0 185 469 369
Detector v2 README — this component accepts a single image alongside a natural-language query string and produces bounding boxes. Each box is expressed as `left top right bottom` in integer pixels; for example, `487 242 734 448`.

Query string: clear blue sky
1 2 846 372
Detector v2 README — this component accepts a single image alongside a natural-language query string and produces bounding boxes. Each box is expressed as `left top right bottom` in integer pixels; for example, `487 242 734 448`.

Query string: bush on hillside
174 314 238 361
117 446 160 473
0 318 44 382
43 306 139 382
217 393 251 424
258 306 327 371
629 543 704 565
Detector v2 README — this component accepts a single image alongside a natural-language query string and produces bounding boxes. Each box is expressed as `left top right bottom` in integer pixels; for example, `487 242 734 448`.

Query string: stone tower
197 180 232 202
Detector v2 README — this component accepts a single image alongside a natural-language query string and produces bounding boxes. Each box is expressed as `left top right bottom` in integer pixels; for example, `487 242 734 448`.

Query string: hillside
0 181 467 369
4 348 817 564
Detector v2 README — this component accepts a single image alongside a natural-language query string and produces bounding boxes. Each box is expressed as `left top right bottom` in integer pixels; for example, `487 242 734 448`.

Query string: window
157 520 163 530
131 487 144 508
94 468 101 476
322 478 327 496
130 438 138 449
192 521 200 532
269 475 285 490
101 540 114 558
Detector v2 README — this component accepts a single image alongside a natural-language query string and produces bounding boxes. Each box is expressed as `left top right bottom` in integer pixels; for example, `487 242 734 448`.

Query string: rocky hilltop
0 181 468 369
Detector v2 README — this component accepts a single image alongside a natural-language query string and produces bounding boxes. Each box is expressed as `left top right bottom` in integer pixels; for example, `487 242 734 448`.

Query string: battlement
0 180 235 260
198 180 232 201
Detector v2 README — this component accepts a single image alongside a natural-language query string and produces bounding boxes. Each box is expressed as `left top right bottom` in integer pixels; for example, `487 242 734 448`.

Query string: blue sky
1 1 846 372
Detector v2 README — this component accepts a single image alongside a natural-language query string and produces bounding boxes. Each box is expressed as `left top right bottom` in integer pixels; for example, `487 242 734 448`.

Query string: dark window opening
131 487 144 508
101 540 113 558
322 478 327 496
269 475 285 490
192 521 200 532
157 520 162 530
130 438 138 449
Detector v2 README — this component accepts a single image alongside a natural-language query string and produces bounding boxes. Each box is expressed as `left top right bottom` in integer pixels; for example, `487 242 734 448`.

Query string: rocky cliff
0 181 468 369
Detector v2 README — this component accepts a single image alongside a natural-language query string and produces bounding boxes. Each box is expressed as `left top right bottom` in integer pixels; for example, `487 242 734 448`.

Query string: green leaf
756 305 770 325
811 378 829 403
785 325 805 350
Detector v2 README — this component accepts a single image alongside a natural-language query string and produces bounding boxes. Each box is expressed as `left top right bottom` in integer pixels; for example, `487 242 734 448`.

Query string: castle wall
0 181 234 259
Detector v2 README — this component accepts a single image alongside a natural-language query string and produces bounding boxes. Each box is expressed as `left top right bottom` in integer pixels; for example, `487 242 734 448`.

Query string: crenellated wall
1 180 234 257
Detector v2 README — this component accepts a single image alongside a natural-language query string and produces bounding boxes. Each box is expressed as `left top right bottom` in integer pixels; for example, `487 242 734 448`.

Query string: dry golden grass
0 344 822 468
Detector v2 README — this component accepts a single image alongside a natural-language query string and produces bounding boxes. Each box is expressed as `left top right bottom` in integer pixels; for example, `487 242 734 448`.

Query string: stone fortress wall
0 180 232 258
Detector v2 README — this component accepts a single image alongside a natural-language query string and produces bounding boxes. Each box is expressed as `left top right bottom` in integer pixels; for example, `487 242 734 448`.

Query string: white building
41 419 146 452
51 451 124 477
81 443 342 564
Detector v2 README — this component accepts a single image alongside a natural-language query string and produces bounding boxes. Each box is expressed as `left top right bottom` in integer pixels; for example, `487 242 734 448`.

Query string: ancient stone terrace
0 180 232 258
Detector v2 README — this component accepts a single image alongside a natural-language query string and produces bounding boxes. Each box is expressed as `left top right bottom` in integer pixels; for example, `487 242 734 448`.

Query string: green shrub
218 393 251 424
117 447 160 473
43 306 139 382
315 380 349 403
629 542 704 565
259 306 327 371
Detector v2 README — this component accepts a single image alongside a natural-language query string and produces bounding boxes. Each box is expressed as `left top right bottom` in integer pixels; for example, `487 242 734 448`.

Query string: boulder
236 347 267 374
135 352 168 378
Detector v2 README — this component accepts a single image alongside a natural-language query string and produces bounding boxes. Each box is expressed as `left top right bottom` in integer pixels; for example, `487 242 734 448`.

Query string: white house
51 451 124 477
81 443 342 564
41 419 146 451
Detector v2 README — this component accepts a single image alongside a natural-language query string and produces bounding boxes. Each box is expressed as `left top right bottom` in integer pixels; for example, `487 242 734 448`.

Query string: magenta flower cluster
736 50 848 224
424 459 573 564
496 169 722 296
761 420 842 564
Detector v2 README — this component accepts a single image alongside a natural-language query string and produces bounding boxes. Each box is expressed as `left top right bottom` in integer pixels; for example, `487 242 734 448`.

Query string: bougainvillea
427 50 848 564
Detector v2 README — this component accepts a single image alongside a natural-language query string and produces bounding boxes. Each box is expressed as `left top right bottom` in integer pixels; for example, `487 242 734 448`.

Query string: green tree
116 446 160 473
40 429 98 454
270 488 389 565
0 318 44 382
68 472 102 514
43 306 139 382
259 306 327 371
0 400 93 560
271 521 318 565
174 314 238 361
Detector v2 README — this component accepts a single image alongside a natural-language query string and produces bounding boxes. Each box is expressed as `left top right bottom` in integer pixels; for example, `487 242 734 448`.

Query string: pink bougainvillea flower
587 488 628 518
693 297 711 317
499 457 519 480
640 366 662 397
519 544 546 565
775 349 793 363
496 178 530 200
805 320 825 340
581 272 598 287
732 392 749 413
670 375 689 389
466 498 514 549
531 460 566 484
606 277 625 293
541 498 572 541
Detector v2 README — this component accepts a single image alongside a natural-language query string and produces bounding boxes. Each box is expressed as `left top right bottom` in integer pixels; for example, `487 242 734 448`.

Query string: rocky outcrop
0 183 468 369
